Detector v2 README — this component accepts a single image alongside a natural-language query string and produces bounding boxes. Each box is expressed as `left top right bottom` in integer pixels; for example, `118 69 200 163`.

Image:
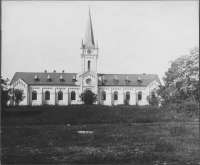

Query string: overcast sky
2 1 199 84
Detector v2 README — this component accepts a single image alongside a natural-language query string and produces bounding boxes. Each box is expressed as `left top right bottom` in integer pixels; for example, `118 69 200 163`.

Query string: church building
10 10 161 106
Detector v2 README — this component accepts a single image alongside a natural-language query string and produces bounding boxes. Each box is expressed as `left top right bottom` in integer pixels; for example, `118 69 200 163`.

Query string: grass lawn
1 105 199 164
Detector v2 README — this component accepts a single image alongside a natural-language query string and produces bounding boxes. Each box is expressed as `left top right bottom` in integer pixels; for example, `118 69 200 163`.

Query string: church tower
79 9 99 95
80 9 99 73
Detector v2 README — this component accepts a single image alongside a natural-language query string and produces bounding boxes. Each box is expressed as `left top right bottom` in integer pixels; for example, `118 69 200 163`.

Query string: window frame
71 91 76 100
58 91 63 101
114 91 118 101
45 91 50 100
32 91 37 100
138 91 142 101
88 60 91 70
102 91 106 101
126 91 130 100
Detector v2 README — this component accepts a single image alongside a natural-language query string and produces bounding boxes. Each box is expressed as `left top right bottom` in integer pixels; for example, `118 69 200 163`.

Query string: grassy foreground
1 105 194 126
1 105 199 164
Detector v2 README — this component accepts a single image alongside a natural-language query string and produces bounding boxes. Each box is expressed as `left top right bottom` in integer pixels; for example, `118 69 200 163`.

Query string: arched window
32 91 37 100
114 91 118 101
45 91 50 100
102 91 106 101
58 91 63 100
71 91 76 100
88 61 91 70
126 91 130 100
138 92 142 101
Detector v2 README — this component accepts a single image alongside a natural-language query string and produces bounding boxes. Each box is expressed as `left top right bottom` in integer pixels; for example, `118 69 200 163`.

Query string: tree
79 91 98 105
163 46 199 102
124 99 129 105
147 89 161 106
14 89 25 106
1 78 10 106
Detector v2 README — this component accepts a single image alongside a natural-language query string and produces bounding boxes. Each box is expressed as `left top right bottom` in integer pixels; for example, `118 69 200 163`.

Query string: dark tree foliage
80 91 98 105
163 46 199 102
147 90 160 106
155 47 199 117
124 99 129 105
1 78 10 106
14 89 25 106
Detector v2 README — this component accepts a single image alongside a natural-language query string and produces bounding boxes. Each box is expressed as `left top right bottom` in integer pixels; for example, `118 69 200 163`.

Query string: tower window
58 91 63 100
114 91 118 101
45 91 50 100
126 91 130 100
138 92 142 101
71 91 76 100
102 91 106 101
88 61 91 70
32 91 37 100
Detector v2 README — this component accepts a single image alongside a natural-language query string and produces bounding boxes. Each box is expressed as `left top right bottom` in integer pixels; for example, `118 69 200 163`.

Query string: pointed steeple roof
84 9 95 49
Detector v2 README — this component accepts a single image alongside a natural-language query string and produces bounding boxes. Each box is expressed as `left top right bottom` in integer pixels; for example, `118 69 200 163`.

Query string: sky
2 1 199 85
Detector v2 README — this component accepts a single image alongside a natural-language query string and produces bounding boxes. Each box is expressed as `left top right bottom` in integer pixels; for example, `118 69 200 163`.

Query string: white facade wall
11 80 160 106
99 87 112 106
68 87 81 105
30 86 43 106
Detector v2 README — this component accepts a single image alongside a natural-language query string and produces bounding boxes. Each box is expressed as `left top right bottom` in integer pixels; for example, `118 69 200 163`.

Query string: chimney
62 70 64 73
45 70 47 73
54 70 56 73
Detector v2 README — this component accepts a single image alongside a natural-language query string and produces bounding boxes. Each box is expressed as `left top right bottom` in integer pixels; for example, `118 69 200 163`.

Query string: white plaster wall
43 87 55 105
83 55 97 73
135 87 147 105
111 87 123 105
30 86 43 106
98 86 152 106
68 87 80 105
55 87 68 106
99 87 112 106
123 88 135 105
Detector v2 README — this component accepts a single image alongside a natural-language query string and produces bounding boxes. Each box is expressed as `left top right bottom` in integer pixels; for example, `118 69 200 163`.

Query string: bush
80 92 98 105
179 99 199 117
123 99 129 105
165 99 199 118
147 90 161 106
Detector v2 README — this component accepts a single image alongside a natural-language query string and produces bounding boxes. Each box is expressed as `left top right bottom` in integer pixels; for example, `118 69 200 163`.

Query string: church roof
10 72 161 87
10 72 78 86
97 74 161 86
84 9 95 49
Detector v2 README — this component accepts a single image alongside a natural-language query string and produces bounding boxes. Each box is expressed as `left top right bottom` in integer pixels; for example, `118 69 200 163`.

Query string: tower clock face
86 78 92 85
87 49 91 54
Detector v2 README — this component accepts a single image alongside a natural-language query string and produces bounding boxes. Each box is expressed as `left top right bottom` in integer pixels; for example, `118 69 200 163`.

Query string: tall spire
84 9 95 49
